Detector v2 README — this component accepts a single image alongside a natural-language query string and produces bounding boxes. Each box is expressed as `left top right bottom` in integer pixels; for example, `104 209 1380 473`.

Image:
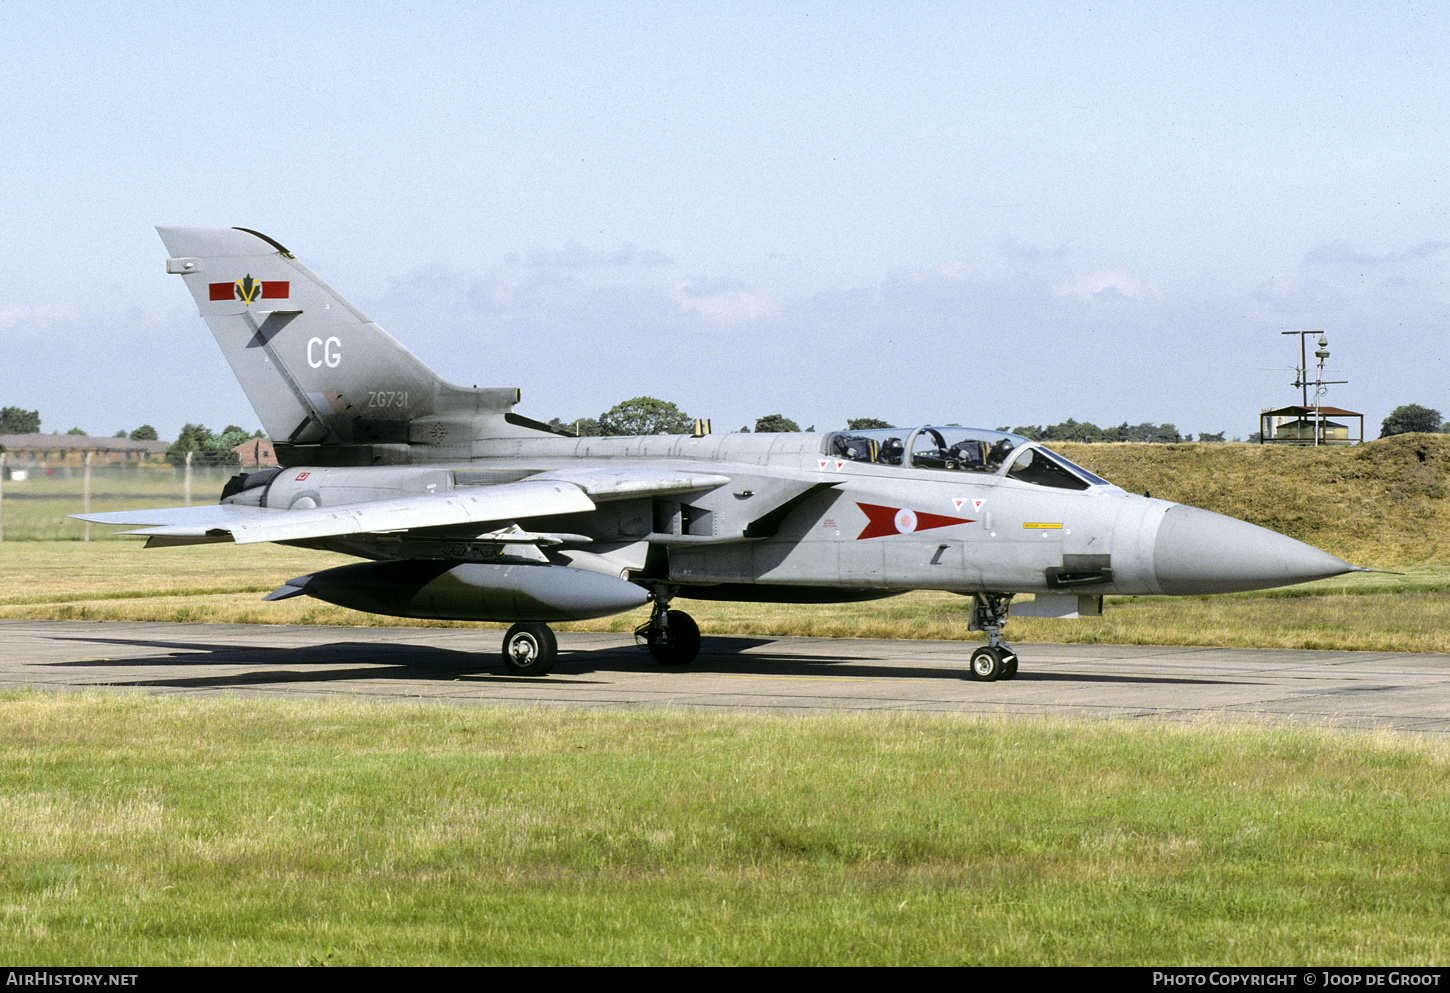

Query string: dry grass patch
1055 434 1450 566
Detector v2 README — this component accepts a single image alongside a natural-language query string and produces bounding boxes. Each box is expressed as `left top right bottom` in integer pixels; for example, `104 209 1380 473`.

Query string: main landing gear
501 621 557 677
969 593 1018 682
635 590 701 666
501 591 703 677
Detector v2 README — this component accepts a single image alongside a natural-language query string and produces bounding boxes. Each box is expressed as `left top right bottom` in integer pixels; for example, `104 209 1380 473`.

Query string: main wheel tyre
998 653 1019 680
648 610 701 666
970 645 1004 682
502 622 557 677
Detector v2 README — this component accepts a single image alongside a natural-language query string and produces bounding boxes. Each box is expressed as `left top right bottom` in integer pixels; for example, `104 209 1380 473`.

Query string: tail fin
157 226 543 464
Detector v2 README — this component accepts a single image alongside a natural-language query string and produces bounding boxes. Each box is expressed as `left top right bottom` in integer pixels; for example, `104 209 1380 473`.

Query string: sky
2 0 1447 443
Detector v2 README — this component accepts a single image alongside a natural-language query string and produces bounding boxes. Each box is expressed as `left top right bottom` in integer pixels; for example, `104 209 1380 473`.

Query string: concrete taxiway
2 619 1448 733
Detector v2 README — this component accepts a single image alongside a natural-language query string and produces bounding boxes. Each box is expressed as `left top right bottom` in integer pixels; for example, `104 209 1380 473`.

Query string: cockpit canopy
823 426 1111 491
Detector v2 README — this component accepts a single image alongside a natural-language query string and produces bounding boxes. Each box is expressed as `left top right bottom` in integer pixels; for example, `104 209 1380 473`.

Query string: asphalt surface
4 619 1449 733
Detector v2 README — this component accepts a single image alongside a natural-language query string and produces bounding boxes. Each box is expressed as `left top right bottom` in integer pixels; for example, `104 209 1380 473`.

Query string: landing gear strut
501 621 557 677
636 589 701 665
968 593 1018 682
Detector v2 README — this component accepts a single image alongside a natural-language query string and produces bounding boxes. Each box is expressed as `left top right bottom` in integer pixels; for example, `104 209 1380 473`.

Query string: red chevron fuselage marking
855 502 973 539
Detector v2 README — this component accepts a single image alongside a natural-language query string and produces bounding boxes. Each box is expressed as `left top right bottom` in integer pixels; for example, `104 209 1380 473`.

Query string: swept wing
76 469 730 546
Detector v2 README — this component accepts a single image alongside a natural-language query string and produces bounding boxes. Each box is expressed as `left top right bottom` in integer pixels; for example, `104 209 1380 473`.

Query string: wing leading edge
76 478 596 545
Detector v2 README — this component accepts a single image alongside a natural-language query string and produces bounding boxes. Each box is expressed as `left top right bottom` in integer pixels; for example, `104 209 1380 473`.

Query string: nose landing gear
970 644 1019 681
969 593 1018 681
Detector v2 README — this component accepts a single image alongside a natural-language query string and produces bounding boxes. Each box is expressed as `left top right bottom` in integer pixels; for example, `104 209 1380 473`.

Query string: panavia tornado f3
78 227 1365 681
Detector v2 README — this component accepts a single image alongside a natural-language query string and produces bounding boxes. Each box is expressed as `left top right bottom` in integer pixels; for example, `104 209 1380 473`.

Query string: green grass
3 693 1449 965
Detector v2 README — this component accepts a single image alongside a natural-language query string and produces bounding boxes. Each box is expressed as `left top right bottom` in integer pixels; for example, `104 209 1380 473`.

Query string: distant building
234 437 278 468
0 433 170 469
1275 417 1349 442
1258 406 1363 445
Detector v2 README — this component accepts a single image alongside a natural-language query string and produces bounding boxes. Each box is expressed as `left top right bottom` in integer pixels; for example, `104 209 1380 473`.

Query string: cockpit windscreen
824 426 1109 491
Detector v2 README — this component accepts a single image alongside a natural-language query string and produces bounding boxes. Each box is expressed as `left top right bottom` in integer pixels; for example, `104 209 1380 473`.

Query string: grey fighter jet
78 227 1364 681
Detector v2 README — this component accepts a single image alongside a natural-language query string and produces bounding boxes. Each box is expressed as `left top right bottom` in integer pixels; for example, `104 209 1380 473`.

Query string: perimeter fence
0 462 239 540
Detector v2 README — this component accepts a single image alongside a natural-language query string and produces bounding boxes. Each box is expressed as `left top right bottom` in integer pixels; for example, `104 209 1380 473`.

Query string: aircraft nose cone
1153 504 1360 595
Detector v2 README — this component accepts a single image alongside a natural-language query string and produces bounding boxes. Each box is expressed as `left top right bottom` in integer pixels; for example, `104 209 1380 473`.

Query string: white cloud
509 241 675 269
1053 269 1161 302
1303 240 1450 267
882 261 980 290
671 279 778 323
0 303 80 336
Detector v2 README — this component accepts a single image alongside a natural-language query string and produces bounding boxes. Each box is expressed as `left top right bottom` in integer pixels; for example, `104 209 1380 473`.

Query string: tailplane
158 226 548 465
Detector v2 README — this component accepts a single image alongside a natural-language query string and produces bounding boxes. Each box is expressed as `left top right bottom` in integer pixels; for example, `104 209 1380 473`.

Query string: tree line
6 399 1446 465
545 398 815 436
548 402 1450 443
2 406 162 442
1379 404 1450 438
166 424 266 466
545 402 1217 442
998 421 1212 443
0 406 262 467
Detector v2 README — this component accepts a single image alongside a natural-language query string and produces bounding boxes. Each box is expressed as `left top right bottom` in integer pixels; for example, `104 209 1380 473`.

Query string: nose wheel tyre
971 645 1017 682
502 622 557 677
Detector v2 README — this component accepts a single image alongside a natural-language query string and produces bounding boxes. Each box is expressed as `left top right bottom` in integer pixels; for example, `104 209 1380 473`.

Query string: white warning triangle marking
973 499 985 511
953 498 965 510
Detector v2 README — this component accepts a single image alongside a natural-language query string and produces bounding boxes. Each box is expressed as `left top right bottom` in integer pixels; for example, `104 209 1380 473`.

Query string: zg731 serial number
367 391 409 409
